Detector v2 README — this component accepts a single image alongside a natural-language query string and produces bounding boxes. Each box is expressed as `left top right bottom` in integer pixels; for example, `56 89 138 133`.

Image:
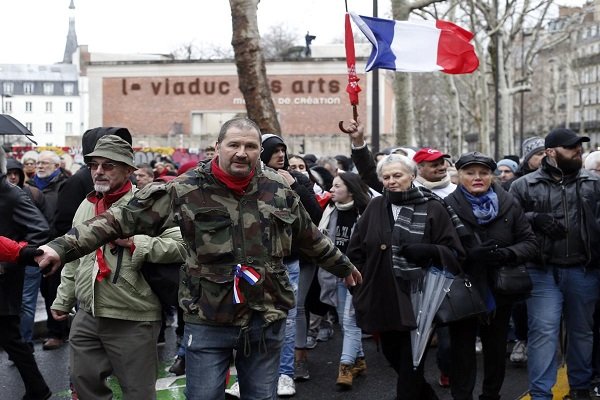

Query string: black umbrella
0 114 37 145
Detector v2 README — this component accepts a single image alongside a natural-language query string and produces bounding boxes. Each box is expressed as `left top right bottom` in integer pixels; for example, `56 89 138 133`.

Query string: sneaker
592 383 600 397
438 373 450 388
277 374 296 397
510 340 528 363
351 357 367 377
225 381 240 399
336 363 354 389
475 337 482 354
305 336 317 350
294 359 310 381
316 326 333 342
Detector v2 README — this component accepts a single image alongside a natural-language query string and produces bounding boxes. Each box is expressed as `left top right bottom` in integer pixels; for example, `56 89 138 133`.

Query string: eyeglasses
36 161 53 166
87 161 119 171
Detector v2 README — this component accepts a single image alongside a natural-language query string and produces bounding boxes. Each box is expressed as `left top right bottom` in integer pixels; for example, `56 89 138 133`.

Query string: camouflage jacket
47 161 355 327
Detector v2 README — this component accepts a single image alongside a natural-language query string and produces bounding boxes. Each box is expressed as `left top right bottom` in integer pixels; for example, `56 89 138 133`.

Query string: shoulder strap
111 247 125 284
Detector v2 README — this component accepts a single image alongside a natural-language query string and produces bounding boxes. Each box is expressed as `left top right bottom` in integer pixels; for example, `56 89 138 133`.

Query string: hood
261 134 289 170
81 127 133 155
6 158 25 187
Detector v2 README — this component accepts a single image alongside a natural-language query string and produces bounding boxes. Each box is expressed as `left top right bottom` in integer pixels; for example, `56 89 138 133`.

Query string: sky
0 0 588 65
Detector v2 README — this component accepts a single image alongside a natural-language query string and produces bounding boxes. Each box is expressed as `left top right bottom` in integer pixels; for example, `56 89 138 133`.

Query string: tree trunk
229 0 281 134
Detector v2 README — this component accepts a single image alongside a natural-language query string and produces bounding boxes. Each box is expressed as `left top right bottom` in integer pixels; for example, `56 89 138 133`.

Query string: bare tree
229 0 281 134
390 0 447 147
261 23 299 59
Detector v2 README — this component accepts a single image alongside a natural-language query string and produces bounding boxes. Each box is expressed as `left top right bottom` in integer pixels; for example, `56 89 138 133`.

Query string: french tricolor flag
233 264 261 304
350 13 479 74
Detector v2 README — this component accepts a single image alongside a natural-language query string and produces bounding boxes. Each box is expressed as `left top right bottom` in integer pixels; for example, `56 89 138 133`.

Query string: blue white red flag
350 12 479 74
233 264 261 304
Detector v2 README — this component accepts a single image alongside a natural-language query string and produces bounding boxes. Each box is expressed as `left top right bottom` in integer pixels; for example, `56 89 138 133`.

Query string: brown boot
351 357 367 377
336 363 354 389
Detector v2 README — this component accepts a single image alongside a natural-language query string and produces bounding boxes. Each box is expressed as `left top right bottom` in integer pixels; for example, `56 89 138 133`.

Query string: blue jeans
20 265 42 344
279 259 300 377
336 280 364 365
527 266 600 399
184 314 285 400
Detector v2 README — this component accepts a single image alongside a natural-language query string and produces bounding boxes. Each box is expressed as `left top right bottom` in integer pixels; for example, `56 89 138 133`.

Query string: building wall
85 59 393 156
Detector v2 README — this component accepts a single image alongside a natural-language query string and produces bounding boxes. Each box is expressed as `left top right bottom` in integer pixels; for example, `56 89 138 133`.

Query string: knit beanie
521 137 545 166
497 159 519 173
261 134 289 170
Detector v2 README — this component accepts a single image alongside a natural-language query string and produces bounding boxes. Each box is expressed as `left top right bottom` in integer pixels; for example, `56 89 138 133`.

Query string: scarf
415 174 451 190
87 180 133 282
386 187 428 282
317 200 355 236
211 156 255 196
33 169 61 190
459 186 499 225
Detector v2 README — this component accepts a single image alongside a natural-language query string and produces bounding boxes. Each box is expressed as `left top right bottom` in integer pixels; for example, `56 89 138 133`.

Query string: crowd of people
1 117 600 400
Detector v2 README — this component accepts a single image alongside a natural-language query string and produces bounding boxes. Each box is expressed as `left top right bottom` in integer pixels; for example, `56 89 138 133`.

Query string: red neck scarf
87 180 133 282
211 157 255 196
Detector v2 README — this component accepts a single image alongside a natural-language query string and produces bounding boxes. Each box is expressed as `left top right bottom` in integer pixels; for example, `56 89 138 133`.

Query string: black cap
545 128 589 149
455 152 497 171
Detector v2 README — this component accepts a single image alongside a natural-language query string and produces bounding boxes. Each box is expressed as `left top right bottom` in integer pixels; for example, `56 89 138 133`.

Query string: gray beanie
521 137 545 165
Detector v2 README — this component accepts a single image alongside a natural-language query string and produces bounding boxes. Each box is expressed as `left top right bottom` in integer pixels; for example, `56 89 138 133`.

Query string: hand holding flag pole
339 4 361 134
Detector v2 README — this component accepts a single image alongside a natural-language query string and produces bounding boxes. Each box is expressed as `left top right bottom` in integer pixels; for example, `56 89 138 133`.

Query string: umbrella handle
338 105 359 133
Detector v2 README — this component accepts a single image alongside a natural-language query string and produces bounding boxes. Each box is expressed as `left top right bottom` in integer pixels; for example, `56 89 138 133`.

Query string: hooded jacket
6 158 48 218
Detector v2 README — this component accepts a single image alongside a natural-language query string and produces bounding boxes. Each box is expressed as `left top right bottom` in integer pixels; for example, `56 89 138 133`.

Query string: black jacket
446 182 538 298
0 175 50 315
510 157 600 268
350 144 383 193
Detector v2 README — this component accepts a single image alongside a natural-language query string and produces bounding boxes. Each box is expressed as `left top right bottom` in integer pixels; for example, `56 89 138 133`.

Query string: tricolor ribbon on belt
233 264 260 304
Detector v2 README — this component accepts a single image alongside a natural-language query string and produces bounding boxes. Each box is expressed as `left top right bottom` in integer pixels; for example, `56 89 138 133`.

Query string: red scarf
87 180 133 282
211 156 255 196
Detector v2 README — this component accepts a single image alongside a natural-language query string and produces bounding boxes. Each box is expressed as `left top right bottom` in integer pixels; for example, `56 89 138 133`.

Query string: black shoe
168 356 185 376
564 389 592 400
22 389 51 400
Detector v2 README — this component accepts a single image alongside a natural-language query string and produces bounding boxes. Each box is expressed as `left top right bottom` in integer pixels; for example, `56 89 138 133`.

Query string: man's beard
555 152 582 175
36 170 52 178
94 182 111 193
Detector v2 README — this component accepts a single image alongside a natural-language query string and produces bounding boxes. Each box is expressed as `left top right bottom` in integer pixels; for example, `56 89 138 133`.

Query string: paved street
1 308 537 400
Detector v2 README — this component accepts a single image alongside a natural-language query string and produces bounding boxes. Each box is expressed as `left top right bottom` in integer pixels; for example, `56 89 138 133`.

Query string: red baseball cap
413 148 450 163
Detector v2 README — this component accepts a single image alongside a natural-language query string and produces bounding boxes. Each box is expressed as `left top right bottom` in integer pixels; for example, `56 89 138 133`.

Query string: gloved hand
18 246 43 266
402 243 437 267
489 248 517 266
467 241 498 262
533 213 567 240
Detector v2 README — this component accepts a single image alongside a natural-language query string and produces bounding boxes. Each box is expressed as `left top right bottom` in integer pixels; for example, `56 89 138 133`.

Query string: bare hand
51 309 69 321
344 266 363 287
113 237 134 248
340 118 366 147
35 245 62 277
277 169 296 185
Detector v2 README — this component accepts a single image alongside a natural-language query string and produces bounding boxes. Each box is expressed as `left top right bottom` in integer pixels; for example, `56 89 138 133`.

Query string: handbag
492 264 532 296
435 273 487 325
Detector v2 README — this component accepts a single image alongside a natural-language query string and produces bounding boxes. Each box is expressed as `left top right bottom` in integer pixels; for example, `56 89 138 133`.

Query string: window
25 102 33 112
45 122 52 133
2 82 14 95
3 101 12 113
45 101 53 112
23 82 34 94
25 122 33 131
65 122 73 134
65 102 73 112
43 83 54 95
64 83 74 95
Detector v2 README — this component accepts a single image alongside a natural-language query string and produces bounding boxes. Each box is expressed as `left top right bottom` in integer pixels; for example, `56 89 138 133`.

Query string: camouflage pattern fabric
47 161 354 326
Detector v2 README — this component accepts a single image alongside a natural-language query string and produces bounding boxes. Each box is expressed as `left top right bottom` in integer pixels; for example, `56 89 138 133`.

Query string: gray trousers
69 310 160 400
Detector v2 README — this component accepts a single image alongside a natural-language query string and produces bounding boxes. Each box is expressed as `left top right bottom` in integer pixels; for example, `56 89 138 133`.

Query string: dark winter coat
6 158 48 218
509 157 600 268
0 175 50 315
346 194 464 333
27 169 69 238
445 182 538 300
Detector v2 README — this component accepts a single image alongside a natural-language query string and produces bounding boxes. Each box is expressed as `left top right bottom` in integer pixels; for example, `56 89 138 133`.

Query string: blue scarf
33 169 61 190
459 186 498 225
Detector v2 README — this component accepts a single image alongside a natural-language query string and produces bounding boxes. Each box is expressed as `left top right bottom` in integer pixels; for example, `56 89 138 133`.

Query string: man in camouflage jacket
37 117 361 400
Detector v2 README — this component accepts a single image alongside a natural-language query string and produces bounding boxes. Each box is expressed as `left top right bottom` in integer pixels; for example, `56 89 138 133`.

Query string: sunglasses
87 161 119 171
